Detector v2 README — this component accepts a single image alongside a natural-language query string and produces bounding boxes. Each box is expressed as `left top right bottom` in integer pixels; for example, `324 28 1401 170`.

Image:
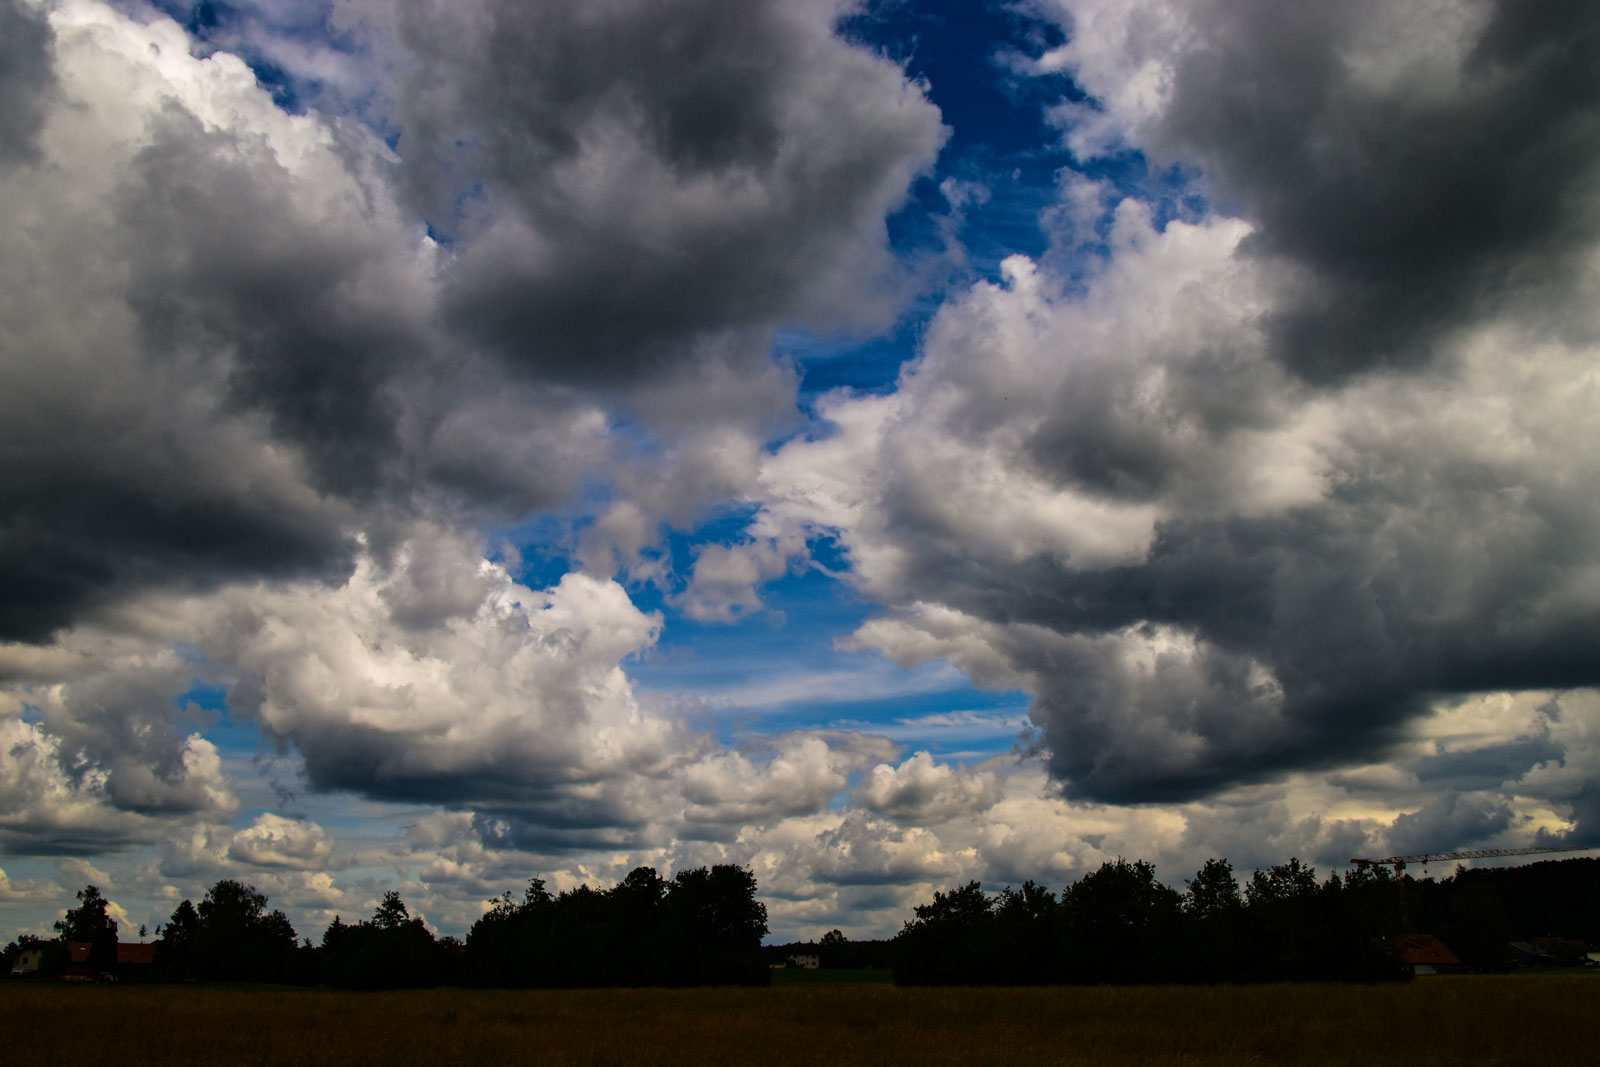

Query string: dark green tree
190 879 301 982
1184 858 1244 980
893 881 997 985
993 881 1059 984
373 891 411 930
55 884 119 974
663 865 769 985
321 892 444 989
155 898 200 979
465 865 768 988
55 884 118 943
1058 860 1183 983
1240 858 1322 979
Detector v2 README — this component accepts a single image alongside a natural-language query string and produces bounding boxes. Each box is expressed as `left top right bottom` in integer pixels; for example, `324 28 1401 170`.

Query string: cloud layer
730 0 1600 806
1 0 1597 942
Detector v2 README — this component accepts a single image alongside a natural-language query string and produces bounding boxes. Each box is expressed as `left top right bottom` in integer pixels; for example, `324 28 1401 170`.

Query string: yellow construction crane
1349 845 1595 876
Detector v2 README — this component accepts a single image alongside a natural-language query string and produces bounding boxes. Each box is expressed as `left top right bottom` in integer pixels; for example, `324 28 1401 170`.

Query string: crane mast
1349 844 1594 875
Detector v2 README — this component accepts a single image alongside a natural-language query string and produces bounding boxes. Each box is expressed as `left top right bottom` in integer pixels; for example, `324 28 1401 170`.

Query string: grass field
4 977 1596 1065
769 967 895 986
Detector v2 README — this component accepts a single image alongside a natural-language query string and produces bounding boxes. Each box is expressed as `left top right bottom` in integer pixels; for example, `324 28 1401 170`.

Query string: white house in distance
9 947 44 977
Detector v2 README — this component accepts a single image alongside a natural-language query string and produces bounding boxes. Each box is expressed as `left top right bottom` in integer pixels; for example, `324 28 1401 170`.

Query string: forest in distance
4 857 1598 989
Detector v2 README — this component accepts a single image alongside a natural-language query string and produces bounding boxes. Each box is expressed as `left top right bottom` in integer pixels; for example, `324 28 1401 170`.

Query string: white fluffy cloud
854 751 1001 824
229 814 336 871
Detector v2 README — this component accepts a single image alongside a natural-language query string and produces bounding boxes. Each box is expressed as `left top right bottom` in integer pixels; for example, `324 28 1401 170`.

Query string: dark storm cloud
113 107 413 498
0 0 941 647
1539 784 1600 848
1414 734 1565 790
1154 0 1600 382
0 85 403 642
1385 793 1515 856
389 0 943 383
0 407 355 645
0 0 53 164
866 462 1600 802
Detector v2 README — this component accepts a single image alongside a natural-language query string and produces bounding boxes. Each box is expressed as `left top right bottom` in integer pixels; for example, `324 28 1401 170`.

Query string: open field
769 967 895 986
3 977 1597 1066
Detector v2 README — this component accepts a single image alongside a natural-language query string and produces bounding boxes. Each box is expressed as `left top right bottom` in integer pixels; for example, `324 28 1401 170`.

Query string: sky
2 0 1599 944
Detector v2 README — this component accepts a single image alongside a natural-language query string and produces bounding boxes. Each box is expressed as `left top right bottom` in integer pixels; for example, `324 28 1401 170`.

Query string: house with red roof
1393 934 1464 976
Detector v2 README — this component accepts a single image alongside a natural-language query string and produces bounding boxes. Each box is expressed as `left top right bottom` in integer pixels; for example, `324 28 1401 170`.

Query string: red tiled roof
1394 934 1462 966
66 942 93 963
116 943 155 965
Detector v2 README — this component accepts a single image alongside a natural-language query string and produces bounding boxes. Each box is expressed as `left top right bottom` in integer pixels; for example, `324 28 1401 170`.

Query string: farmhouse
9 946 44 977
57 941 155 982
1393 934 1464 976
61 941 97 983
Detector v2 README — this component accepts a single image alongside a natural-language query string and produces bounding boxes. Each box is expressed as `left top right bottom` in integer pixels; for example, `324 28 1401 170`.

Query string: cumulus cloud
677 732 898 835
4 0 1599 942
738 0 1600 805
0 710 232 856
0 1 406 640
375 0 944 380
0 867 58 904
0 0 53 164
854 751 1001 824
229 814 336 871
0 0 940 646
1038 0 1600 381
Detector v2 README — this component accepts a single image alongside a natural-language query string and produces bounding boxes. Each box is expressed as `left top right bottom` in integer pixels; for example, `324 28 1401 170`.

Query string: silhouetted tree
893 881 998 985
1183 858 1243 981
55 885 119 974
321 892 445 989
55 884 117 942
1240 858 1323 979
170 879 302 983
662 865 769 985
464 864 767 987
992 881 1059 984
155 898 200 980
1438 879 1513 969
1058 860 1183 983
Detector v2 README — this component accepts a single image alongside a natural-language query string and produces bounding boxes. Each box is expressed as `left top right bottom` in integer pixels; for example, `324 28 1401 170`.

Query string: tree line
9 856 1594 988
3 863 768 989
892 856 1600 985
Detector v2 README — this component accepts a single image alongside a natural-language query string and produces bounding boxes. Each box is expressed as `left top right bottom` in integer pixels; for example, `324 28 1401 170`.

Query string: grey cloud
877 464 1600 803
0 12 414 642
390 0 944 383
0 91 365 637
808 812 969 887
1385 793 1516 857
2 0 943 649
0 715 229 857
112 106 416 499
1153 0 1600 381
1414 735 1565 790
1540 784 1600 848
0 0 52 164
769 2 1600 802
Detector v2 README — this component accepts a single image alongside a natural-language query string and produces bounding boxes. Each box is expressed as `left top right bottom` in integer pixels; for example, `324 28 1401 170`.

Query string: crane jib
1348 845 1594 872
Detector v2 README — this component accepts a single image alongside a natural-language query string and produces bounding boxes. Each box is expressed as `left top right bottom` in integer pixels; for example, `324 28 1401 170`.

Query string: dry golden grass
4 977 1596 1066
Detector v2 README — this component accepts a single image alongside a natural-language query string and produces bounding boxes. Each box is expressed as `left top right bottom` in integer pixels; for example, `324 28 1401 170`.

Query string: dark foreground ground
4 976 1596 1065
